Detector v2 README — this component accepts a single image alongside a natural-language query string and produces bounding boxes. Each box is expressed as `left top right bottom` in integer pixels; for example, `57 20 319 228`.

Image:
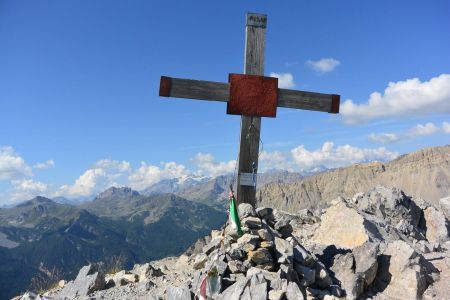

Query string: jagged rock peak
95 187 140 199
16 196 54 207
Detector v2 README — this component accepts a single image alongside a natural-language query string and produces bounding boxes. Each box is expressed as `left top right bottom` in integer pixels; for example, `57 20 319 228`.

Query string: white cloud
443 121 450 134
34 160 55 169
259 151 291 171
368 133 399 144
341 74 450 124
407 122 439 137
270 72 295 89
128 161 188 190
0 146 33 180
10 179 48 202
94 159 131 173
306 58 340 73
291 142 399 171
369 122 440 144
55 159 132 198
192 153 235 178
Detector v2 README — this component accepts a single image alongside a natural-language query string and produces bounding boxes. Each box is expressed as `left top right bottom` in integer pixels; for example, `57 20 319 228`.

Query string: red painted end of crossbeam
159 76 172 97
330 94 340 114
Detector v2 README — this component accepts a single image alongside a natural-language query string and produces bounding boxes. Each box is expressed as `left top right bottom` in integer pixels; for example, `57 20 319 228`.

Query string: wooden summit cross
158 13 340 207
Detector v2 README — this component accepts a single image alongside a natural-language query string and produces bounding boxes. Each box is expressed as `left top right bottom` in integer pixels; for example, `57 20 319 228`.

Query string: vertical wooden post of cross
236 13 267 207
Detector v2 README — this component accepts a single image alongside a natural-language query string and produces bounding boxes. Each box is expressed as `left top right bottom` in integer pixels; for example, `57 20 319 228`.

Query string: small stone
239 203 257 218
242 216 262 229
256 207 273 219
306 287 329 299
298 209 313 218
228 260 246 273
275 217 293 238
202 237 222 255
58 280 65 288
315 263 332 288
112 270 139 286
193 253 208 270
255 262 275 271
416 240 431 254
268 289 286 300
229 247 247 260
211 229 222 240
230 273 245 282
246 267 263 278
139 280 155 291
286 282 303 300
248 248 273 265
439 196 450 218
104 278 115 289
166 285 191 300
243 259 254 270
132 263 164 280
274 237 293 264
278 264 299 283
257 228 274 241
221 276 250 300
237 234 259 252
222 277 236 290
260 240 274 248
294 264 315 286
293 245 314 267
329 284 343 297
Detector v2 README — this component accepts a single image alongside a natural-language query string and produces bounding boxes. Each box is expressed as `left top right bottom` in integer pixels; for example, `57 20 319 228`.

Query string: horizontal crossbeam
159 76 340 113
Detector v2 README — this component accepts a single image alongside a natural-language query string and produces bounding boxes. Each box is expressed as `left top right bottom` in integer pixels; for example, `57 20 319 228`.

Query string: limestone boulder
330 252 364 300
373 240 437 300
311 200 373 249
423 206 450 243
439 196 450 219
58 264 105 298
353 242 379 288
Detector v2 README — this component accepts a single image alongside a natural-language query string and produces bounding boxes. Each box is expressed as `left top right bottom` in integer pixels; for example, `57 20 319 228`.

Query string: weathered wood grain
237 13 266 206
159 76 339 113
278 89 334 112
160 77 229 102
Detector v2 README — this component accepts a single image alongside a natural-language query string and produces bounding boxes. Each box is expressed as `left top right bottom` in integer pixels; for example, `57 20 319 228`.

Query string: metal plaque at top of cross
157 13 340 207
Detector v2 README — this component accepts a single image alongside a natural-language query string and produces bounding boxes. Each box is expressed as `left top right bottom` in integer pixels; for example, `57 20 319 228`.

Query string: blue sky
1 0 449 204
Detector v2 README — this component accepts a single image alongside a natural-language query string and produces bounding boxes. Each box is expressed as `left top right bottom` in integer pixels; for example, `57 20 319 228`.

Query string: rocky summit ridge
16 186 450 300
257 145 450 213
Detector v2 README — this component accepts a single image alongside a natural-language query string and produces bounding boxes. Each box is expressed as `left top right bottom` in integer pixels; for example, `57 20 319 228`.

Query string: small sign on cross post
158 13 340 207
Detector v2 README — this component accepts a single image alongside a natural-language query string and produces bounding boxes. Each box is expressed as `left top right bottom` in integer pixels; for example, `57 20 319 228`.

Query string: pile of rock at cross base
15 186 450 300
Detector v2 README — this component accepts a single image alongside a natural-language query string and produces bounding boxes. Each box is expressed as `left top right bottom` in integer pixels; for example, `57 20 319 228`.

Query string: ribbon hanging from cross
157 13 340 207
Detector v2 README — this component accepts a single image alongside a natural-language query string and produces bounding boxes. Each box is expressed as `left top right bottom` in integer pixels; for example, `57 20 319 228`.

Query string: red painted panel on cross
227 74 278 117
